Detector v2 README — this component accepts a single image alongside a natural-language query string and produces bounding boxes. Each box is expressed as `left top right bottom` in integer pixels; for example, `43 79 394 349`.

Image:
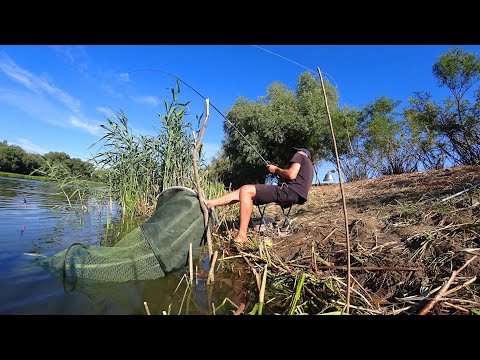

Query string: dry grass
211 165 480 315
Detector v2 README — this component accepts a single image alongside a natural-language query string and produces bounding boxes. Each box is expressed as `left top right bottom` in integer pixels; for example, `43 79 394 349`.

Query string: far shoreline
0 171 104 187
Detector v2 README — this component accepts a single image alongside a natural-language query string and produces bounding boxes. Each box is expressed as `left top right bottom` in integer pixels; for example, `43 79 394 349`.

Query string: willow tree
212 71 353 188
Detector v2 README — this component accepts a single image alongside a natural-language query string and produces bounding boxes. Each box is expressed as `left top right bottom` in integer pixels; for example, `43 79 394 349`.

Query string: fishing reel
264 173 279 186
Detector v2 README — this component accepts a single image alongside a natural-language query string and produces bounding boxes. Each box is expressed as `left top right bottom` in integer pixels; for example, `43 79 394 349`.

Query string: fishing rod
126 68 270 165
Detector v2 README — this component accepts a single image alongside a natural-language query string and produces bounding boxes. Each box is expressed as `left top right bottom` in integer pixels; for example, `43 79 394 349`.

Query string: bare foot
233 233 247 243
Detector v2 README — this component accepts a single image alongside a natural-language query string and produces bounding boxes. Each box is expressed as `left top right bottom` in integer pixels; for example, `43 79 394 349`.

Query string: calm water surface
0 177 236 315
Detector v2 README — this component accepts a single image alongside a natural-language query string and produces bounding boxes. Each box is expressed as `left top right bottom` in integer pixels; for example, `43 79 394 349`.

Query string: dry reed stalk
289 263 420 271
388 306 412 315
240 252 261 292
195 265 198 285
442 298 480 306
144 301 151 315
332 301 383 315
442 301 469 313
189 243 193 285
325 276 375 311
192 98 212 260
443 276 477 297
258 265 268 315
234 303 246 315
418 254 478 315
318 68 352 313
207 250 219 284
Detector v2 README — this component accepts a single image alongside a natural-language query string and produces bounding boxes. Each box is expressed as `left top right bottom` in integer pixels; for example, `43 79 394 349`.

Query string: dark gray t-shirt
286 153 314 202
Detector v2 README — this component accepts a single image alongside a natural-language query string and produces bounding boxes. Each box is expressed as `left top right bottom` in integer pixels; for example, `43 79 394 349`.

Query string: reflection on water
0 176 240 315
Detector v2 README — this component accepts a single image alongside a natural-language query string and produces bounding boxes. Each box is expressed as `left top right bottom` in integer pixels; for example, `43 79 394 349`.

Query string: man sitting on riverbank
206 147 314 244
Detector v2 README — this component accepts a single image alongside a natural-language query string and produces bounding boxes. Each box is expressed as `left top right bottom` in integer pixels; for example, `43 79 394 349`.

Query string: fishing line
125 68 269 165
252 45 340 90
252 45 358 161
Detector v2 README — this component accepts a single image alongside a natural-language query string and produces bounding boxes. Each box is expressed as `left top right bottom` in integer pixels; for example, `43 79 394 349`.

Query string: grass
0 171 52 182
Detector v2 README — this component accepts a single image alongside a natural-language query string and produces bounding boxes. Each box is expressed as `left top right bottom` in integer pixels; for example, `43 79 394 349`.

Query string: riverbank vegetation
190 47 480 315
3 47 479 315
0 170 51 182
0 141 106 182
209 48 480 187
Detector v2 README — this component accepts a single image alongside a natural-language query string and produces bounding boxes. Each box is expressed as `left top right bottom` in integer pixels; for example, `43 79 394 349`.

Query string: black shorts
253 184 300 206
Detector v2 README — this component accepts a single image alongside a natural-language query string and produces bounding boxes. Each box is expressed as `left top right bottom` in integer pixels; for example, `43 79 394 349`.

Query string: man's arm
267 162 301 181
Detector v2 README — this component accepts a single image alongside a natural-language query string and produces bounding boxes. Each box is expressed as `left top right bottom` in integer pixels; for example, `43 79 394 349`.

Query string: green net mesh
41 186 208 284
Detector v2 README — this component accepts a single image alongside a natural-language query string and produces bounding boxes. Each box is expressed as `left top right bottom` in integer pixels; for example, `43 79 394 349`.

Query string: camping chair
255 201 295 236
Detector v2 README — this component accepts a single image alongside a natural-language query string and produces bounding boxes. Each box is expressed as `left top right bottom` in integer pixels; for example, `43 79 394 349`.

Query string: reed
91 81 227 218
32 157 92 211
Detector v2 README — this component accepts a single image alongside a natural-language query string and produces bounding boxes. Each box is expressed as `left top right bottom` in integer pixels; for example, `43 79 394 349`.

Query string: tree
359 96 418 176
0 140 97 178
406 48 480 166
215 71 347 188
22 153 43 174
404 92 447 170
43 151 94 179
0 143 26 173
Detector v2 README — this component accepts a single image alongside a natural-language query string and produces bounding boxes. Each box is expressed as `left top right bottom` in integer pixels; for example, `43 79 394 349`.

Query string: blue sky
1 45 479 182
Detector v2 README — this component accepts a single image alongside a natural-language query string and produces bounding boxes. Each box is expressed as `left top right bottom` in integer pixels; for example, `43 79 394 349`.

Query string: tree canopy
210 71 357 187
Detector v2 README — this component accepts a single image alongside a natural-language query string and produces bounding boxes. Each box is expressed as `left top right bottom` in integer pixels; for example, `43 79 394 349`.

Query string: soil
218 164 480 315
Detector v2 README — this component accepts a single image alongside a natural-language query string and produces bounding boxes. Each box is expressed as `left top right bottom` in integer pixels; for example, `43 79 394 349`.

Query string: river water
0 176 237 315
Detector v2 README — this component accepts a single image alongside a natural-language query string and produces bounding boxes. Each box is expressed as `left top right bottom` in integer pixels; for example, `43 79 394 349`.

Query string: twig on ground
234 303 246 315
418 254 478 315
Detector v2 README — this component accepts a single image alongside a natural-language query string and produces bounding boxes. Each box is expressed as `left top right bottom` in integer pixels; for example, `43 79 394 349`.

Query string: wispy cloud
50 46 90 76
0 52 81 114
119 73 130 82
0 87 68 126
96 106 117 120
0 52 102 136
12 138 49 155
132 95 160 107
69 116 101 136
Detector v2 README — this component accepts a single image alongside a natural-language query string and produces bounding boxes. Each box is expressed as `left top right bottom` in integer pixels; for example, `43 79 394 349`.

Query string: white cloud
132 95 160 107
12 138 49 155
0 52 81 113
0 87 67 126
0 54 103 137
119 73 130 82
96 106 117 119
50 46 90 76
0 87 101 136
69 116 101 136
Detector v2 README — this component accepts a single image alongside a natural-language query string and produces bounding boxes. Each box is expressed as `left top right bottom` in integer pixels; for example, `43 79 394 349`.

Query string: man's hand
266 164 278 174
267 162 301 181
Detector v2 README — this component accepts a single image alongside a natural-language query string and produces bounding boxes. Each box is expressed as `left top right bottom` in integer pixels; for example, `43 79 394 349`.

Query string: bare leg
206 188 241 208
234 185 256 243
206 185 256 243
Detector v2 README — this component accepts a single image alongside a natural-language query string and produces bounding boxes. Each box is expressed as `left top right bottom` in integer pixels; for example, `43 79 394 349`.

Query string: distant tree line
0 142 107 182
208 48 480 187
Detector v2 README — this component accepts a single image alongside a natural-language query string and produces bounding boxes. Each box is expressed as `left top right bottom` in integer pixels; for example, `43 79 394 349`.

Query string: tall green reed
91 81 227 219
32 157 91 211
